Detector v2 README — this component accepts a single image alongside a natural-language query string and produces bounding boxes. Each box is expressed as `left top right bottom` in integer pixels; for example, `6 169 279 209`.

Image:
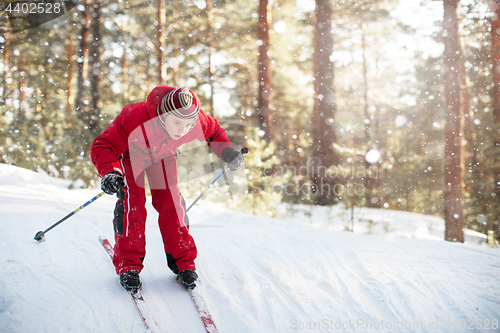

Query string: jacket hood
146 86 176 119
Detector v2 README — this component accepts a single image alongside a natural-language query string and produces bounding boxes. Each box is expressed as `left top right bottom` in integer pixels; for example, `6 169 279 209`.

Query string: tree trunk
443 0 465 242
1 31 8 106
172 36 179 86
313 0 335 166
361 24 370 143
312 0 336 205
19 54 26 117
206 0 215 117
460 29 477 203
488 0 500 240
491 0 500 124
257 0 272 141
361 23 373 206
76 0 91 112
122 48 128 102
67 36 74 113
89 0 102 133
157 0 166 85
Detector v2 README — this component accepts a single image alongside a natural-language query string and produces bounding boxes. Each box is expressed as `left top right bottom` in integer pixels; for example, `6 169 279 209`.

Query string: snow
364 148 382 164
0 164 499 332
280 204 489 245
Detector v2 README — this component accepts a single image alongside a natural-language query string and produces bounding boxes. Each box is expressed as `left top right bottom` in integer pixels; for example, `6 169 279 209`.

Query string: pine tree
443 0 465 242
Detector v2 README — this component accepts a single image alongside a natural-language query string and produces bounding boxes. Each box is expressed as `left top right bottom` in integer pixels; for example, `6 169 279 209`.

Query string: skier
90 86 244 291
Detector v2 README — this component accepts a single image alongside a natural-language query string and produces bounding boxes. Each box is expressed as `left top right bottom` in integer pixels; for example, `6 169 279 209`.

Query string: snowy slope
0 164 499 333
279 203 489 245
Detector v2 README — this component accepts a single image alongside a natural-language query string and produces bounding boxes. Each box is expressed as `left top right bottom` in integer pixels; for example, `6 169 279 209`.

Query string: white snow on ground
0 164 499 332
279 204 489 245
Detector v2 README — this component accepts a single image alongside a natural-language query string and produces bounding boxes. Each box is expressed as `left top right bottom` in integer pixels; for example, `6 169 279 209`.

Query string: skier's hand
221 147 244 171
101 172 124 195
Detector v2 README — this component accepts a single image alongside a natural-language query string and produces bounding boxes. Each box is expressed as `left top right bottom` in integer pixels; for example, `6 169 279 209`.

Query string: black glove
221 147 244 171
101 172 124 195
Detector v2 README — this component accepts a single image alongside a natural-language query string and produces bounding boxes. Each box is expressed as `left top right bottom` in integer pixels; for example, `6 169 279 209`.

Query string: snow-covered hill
280 202 489 245
0 164 499 332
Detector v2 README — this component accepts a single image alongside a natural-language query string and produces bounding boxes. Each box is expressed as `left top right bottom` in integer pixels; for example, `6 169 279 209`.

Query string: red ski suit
90 86 232 275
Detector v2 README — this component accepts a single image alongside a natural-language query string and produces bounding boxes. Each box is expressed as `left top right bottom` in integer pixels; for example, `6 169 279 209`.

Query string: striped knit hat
157 87 201 128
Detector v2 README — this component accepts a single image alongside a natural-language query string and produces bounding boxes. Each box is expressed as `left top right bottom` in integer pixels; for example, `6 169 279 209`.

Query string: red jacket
91 86 232 178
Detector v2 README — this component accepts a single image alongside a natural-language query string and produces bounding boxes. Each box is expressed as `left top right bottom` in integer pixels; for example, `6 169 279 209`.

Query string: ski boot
177 269 198 290
120 270 142 293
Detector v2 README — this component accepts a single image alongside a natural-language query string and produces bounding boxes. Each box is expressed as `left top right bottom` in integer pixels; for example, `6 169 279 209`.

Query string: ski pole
186 147 248 212
34 191 106 241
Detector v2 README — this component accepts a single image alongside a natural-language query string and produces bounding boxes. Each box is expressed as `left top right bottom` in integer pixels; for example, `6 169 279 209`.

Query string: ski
188 287 219 333
99 236 161 333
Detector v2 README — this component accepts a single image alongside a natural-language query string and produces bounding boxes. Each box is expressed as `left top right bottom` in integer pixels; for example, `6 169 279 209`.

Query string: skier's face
163 114 197 140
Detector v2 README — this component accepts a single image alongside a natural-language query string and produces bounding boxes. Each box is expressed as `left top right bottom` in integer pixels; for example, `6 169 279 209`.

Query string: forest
0 0 499 244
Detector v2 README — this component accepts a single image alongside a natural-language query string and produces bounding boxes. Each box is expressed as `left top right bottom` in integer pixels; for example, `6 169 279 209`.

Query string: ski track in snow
0 164 499 332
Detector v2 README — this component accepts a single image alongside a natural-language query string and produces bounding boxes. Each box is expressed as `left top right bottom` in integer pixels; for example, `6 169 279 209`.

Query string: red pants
112 157 197 275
